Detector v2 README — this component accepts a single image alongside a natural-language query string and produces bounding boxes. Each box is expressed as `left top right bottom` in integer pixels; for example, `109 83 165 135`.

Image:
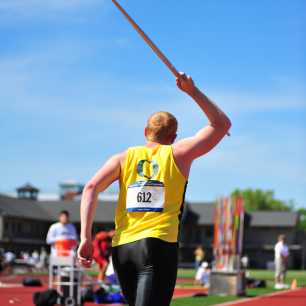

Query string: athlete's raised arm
77 152 125 267
173 73 231 177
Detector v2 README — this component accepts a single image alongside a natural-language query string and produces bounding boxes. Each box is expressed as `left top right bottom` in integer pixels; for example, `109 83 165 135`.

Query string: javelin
111 0 230 136
111 0 180 78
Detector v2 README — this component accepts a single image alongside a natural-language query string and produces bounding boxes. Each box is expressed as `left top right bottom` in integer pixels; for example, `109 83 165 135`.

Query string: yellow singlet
112 145 187 247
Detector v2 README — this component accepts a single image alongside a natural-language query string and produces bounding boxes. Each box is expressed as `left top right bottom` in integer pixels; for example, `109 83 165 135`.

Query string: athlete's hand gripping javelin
176 73 196 96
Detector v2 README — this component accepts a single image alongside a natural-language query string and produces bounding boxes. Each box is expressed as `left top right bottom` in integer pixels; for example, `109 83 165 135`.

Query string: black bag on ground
246 278 267 288
33 289 59 306
22 277 42 287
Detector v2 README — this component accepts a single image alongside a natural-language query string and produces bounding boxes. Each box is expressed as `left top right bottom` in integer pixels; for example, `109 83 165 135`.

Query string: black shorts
112 237 178 306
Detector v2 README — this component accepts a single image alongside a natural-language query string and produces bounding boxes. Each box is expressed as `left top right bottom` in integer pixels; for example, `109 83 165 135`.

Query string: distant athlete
93 230 113 281
78 73 231 306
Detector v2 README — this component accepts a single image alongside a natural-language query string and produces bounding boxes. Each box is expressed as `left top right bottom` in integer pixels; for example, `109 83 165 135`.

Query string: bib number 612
137 191 152 203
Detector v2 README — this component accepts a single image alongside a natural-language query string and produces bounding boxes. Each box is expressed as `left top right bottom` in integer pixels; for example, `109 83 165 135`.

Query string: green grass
171 269 306 306
177 268 306 287
249 269 306 287
177 268 195 278
171 296 240 306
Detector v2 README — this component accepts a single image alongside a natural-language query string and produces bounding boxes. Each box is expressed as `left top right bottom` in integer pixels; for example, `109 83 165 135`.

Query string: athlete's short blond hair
146 111 178 143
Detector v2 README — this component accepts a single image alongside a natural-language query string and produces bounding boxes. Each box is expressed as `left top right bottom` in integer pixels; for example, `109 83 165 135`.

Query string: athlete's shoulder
108 150 128 167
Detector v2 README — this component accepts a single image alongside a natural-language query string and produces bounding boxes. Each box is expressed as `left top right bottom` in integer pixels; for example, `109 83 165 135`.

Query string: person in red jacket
93 231 114 281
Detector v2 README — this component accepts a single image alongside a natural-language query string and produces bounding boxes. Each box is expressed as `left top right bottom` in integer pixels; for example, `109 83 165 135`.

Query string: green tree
231 188 293 212
297 208 306 231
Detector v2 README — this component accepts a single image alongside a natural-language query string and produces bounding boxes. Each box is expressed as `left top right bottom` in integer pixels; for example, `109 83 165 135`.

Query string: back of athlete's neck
146 141 161 148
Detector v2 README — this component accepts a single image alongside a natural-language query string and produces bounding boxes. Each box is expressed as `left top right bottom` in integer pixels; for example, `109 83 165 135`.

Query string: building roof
0 195 48 220
16 183 39 192
0 194 115 223
249 211 298 227
187 202 215 225
186 202 298 227
0 194 298 227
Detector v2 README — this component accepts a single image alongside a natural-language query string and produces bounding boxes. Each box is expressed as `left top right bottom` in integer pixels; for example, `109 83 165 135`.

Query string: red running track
0 274 205 306
221 288 306 306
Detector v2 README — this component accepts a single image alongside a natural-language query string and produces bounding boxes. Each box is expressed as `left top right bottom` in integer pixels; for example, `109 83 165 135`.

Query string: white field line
0 282 23 288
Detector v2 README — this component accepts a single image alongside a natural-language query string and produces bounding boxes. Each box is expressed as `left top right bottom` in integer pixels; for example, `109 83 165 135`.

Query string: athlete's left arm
78 152 124 267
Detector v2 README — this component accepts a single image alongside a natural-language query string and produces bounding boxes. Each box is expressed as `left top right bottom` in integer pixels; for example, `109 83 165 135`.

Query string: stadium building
0 183 304 269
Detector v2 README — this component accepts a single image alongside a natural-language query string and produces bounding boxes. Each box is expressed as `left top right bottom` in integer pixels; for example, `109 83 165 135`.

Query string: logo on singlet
126 159 164 212
137 160 159 179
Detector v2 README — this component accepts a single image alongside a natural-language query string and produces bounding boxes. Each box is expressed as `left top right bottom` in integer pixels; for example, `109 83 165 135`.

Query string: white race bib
126 180 165 212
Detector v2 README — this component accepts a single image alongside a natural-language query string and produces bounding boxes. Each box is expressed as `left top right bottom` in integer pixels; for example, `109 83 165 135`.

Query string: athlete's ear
144 127 149 139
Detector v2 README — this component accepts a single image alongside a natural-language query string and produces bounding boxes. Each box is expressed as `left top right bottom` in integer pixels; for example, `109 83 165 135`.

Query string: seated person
195 261 211 288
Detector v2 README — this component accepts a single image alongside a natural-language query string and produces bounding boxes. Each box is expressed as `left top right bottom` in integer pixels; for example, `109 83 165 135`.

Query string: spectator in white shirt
46 210 78 255
274 234 289 289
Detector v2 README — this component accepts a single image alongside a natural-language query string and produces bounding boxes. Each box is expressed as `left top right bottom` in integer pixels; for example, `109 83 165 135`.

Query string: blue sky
0 0 305 207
